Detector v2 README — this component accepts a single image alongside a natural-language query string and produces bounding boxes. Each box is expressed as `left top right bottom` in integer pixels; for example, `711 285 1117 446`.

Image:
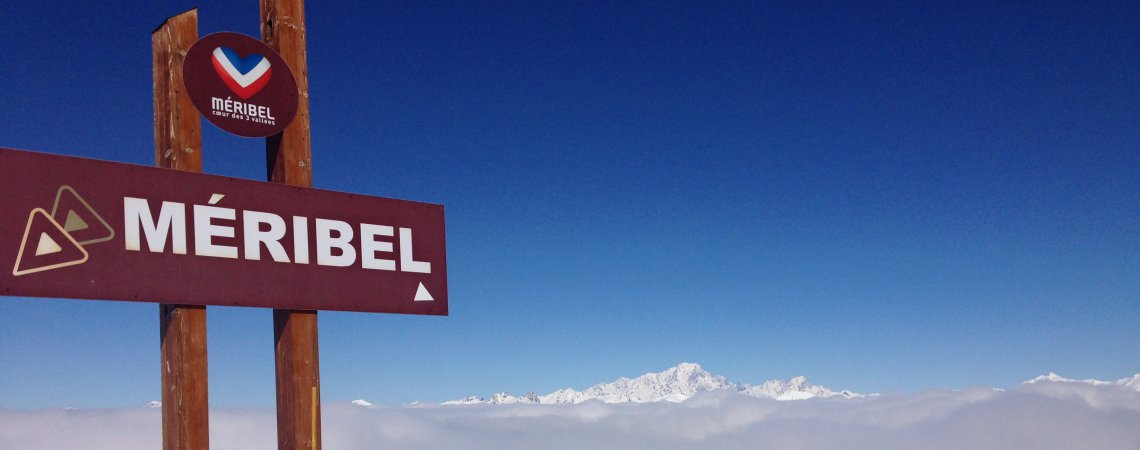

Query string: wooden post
153 9 208 450
261 1 320 449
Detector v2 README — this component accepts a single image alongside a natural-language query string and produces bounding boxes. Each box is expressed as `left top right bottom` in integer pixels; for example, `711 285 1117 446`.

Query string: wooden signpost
260 1 320 448
152 10 208 450
0 1 445 449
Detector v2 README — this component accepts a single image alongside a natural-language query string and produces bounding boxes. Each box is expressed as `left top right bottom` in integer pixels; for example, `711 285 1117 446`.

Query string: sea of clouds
3 381 1139 450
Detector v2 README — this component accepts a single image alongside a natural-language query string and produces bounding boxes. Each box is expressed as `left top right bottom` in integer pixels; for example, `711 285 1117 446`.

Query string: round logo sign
183 32 299 138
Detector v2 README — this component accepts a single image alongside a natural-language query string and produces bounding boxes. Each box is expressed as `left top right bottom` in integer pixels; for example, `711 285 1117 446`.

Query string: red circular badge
183 32 299 138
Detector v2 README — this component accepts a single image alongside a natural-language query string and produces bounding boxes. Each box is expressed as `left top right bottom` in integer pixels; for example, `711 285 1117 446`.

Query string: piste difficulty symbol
12 186 114 276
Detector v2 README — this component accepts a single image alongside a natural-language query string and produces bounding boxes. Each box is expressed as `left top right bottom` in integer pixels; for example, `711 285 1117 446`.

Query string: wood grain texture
262 0 321 449
159 304 208 450
273 309 321 450
262 0 312 187
152 9 202 172
153 9 208 450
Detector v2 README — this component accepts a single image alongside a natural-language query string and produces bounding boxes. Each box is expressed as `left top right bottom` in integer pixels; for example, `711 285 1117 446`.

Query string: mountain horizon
440 362 862 405
433 362 1140 407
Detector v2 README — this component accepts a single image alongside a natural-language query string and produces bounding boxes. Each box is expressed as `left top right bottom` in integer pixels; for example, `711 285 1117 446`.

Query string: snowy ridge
1024 372 1140 390
1121 374 1140 391
443 362 862 405
740 375 863 401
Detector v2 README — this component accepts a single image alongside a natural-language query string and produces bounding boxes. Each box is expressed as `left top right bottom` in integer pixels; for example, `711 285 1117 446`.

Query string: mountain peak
674 362 702 371
1027 372 1072 383
739 374 857 401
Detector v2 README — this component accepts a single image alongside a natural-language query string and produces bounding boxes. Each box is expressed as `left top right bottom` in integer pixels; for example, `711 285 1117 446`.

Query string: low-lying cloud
3 383 1139 450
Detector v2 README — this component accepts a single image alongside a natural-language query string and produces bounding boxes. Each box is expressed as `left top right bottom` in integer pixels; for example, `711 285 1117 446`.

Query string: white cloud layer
3 382 1139 450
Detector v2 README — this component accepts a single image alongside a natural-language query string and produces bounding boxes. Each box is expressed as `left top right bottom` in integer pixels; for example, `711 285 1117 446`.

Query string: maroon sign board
183 32 299 137
0 148 447 315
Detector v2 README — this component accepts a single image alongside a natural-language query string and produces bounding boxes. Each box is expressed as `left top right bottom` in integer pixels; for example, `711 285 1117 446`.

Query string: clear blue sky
1 1 1137 409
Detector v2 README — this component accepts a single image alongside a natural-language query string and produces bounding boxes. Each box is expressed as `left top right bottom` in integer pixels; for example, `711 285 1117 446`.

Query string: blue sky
1 1 1138 409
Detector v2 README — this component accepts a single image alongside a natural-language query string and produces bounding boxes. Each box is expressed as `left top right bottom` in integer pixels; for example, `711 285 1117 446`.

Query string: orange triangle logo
12 208 89 276
50 185 114 245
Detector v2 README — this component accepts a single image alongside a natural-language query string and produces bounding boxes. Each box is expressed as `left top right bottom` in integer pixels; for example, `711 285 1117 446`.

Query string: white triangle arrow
414 282 434 302
35 232 62 256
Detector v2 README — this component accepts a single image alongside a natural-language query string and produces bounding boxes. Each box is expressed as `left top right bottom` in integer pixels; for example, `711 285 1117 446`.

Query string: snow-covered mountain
1123 375 1140 391
443 362 862 405
739 375 863 401
1024 372 1140 390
